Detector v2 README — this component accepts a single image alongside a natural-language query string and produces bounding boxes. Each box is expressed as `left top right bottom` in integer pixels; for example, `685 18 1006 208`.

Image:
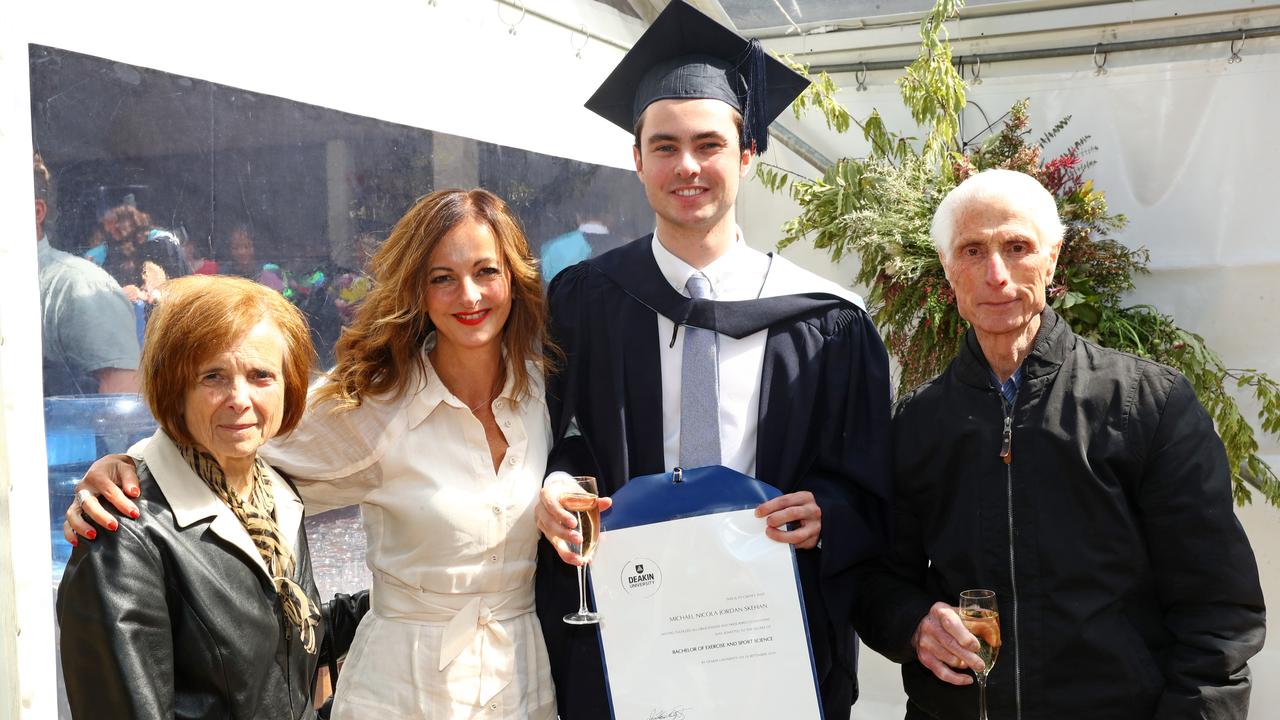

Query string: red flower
1042 149 1084 196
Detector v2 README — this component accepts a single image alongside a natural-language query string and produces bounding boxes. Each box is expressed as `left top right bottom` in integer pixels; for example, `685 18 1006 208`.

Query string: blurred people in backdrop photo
96 203 189 313
68 189 566 719
57 274 322 718
538 191 622 284
300 230 382 369
331 231 379 322
99 205 177 285
228 222 261 276
184 236 221 275
95 204 151 283
225 223 288 290
533 2 893 718
855 169 1265 719
34 153 140 396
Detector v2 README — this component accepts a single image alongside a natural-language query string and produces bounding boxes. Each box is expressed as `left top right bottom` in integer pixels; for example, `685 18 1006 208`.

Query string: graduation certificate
590 467 823 720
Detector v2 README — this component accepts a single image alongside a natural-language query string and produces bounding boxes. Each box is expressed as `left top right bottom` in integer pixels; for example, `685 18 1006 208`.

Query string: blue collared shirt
991 366 1023 407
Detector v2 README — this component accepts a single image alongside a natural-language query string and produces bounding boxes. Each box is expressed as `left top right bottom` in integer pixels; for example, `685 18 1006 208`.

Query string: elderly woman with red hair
57 274 322 719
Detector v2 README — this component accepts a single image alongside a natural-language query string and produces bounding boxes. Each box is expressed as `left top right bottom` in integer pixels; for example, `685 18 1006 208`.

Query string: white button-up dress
261 343 555 719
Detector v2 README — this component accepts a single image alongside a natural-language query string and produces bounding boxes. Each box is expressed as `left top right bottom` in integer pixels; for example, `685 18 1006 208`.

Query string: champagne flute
959 589 1001 720
562 476 602 625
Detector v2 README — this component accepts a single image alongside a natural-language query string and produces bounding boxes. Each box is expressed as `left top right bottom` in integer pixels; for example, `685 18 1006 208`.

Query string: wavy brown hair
315 188 555 410
101 205 153 245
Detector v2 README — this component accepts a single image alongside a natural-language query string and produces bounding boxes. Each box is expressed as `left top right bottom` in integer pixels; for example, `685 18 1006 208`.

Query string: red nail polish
86 529 97 541
129 487 141 498
129 509 140 520
70 538 78 548
107 520 119 532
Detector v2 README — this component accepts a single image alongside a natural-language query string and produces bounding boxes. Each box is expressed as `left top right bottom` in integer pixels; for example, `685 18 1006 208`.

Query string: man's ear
34 199 47 234
1046 240 1063 280
739 146 753 178
938 249 952 283
633 144 644 176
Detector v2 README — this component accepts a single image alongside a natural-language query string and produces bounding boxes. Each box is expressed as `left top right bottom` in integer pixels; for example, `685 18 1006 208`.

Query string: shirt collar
650 228 754 299
139 429 303 575
989 366 1023 405
410 331 523 418
959 308 1069 391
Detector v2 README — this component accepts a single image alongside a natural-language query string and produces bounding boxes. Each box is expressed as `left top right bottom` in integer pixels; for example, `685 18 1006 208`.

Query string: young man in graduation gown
533 3 894 718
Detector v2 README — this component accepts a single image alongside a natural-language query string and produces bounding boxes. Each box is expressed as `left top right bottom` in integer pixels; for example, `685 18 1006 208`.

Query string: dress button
508 456 518 466
490 554 498 562
489 703 499 711
503 420 512 429
492 506 501 515
495 400 504 409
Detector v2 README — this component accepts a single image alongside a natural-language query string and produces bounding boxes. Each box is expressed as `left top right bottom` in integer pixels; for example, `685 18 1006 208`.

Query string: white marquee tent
2 1 1276 717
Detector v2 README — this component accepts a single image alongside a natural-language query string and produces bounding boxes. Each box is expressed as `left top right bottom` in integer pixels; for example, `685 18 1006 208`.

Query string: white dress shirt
261 337 556 719
650 230 865 477
650 231 771 476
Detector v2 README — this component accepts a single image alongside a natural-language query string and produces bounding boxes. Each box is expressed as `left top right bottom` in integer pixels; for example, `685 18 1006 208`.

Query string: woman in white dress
67 189 565 719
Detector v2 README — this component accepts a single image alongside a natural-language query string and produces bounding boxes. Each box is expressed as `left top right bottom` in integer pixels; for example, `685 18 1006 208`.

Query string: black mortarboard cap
585 0 809 154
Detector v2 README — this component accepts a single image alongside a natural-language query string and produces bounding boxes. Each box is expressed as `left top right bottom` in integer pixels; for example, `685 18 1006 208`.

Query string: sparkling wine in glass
959 589 1001 720
563 476 602 625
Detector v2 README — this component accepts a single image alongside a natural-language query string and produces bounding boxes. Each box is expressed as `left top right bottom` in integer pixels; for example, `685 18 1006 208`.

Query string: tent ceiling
754 0 1280 71
609 1 1280 44
593 0 642 18
576 0 1280 169
719 0 1105 33
616 0 1146 34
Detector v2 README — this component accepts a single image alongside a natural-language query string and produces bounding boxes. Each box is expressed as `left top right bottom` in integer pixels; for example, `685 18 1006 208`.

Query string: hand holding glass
959 589 1000 720
562 476 602 625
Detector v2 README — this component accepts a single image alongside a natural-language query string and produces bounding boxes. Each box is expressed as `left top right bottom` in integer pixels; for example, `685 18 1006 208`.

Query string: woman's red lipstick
454 309 490 326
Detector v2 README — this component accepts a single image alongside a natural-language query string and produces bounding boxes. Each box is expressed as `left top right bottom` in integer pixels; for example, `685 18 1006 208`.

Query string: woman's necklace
469 388 499 414
431 346 504 415
467 371 505 415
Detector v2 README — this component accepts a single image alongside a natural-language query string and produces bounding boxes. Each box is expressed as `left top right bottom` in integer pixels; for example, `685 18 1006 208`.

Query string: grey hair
930 169 1065 260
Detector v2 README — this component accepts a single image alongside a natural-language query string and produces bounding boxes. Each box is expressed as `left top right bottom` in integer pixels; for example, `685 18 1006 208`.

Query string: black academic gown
537 236 893 719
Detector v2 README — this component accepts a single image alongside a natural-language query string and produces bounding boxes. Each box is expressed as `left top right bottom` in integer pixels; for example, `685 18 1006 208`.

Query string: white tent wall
0 12 54 718
738 31 1280 719
4 0 1277 715
0 1 649 716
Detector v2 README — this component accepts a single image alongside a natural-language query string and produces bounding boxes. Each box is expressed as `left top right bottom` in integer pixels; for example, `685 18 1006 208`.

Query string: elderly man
856 169 1265 719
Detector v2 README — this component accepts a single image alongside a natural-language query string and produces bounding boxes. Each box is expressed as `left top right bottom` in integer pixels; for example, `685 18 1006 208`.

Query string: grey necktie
679 273 722 468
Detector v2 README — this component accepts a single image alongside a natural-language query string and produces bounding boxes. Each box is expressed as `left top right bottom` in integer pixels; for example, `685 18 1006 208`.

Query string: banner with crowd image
30 42 652 601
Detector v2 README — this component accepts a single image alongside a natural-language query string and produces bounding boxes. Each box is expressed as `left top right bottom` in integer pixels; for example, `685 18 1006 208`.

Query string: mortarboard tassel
741 38 770 155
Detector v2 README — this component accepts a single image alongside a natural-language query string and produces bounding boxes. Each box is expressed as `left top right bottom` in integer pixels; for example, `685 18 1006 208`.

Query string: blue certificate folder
592 465 824 720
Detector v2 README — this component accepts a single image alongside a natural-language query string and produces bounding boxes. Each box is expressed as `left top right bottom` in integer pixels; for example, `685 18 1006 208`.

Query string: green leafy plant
762 2 1280 506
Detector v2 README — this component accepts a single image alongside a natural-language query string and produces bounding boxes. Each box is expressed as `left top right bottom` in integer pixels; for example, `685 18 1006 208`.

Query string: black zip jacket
856 308 1265 719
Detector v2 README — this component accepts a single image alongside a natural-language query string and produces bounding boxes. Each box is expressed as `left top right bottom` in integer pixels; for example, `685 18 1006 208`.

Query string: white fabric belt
373 572 534 706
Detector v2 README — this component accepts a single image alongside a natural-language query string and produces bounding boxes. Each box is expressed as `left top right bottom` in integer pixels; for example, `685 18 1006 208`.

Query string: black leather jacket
58 441 322 719
857 308 1265 719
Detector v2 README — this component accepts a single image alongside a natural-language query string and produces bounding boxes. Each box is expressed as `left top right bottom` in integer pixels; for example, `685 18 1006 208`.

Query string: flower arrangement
759 2 1280 505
